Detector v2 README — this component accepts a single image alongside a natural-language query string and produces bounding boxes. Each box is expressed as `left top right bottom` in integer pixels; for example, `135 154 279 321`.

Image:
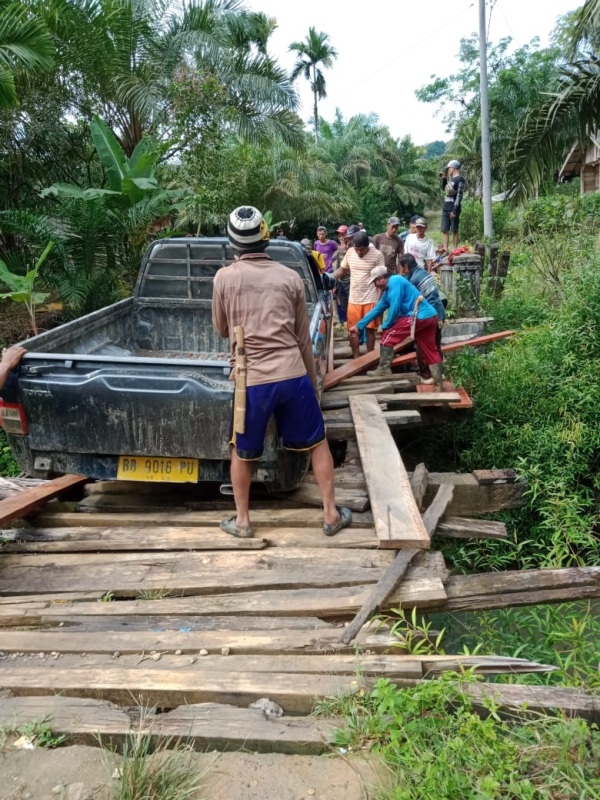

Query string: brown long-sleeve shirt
212 253 318 392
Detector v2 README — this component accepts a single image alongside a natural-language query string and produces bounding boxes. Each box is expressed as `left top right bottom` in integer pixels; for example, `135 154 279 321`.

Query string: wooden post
487 243 499 294
492 251 510 298
474 241 486 271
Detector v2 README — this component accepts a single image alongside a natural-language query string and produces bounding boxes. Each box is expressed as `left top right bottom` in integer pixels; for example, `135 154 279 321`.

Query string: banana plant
0 241 53 335
41 116 164 208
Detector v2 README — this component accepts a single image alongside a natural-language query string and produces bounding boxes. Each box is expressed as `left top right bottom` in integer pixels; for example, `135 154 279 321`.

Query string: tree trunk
312 66 318 142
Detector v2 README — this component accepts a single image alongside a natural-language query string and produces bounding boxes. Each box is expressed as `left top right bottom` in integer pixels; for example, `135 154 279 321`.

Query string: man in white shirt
404 217 436 272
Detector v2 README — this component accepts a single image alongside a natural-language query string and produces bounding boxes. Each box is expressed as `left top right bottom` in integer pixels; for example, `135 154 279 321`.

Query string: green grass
319 675 600 800
111 731 210 800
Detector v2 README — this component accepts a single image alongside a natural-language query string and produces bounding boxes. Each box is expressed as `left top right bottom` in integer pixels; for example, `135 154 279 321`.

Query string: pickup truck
0 238 333 492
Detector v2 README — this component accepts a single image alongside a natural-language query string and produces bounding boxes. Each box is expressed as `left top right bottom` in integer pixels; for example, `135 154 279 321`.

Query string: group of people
213 198 455 539
1 162 465 541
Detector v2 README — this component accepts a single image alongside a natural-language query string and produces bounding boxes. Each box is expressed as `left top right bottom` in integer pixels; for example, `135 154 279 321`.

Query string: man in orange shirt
332 231 385 358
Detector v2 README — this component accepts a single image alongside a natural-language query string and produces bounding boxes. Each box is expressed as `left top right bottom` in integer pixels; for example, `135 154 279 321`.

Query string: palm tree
289 27 337 141
507 0 600 200
29 0 300 155
0 0 53 108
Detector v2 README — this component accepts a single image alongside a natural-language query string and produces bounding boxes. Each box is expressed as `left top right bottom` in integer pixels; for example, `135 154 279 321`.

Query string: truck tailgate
19 359 233 461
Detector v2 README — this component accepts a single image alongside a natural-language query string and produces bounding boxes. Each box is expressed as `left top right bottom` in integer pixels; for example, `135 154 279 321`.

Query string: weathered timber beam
424 566 600 613
350 395 429 549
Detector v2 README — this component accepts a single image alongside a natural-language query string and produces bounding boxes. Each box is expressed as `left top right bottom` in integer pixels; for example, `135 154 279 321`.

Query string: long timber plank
0 578 447 622
0 526 380 553
0 474 87 526
30 509 375 528
391 330 516 368
0 628 398 656
465 683 600 724
350 395 430 550
0 666 377 714
0 697 338 754
0 549 447 596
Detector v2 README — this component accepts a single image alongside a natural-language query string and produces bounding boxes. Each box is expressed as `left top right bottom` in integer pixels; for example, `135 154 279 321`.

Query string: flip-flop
220 516 254 538
323 506 352 537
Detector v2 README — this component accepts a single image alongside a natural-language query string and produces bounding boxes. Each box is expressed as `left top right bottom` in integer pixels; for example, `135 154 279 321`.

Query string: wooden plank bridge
0 354 598 752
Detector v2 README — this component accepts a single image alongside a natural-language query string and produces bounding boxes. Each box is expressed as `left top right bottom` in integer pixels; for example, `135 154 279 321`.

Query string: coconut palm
289 27 337 141
0 0 53 108
507 0 600 200
29 0 300 155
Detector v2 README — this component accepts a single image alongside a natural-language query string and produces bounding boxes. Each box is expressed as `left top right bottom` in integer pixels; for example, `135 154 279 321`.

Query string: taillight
0 401 28 435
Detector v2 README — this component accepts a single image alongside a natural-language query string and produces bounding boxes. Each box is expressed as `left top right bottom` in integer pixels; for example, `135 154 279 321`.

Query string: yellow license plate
117 456 199 483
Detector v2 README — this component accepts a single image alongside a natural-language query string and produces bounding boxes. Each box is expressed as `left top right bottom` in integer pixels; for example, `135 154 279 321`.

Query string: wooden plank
350 395 430 550
391 330 516 367
326 380 396 395
340 549 420 645
303 469 527 515
434 517 507 540
272 484 369 512
421 484 454 536
472 468 519 485
465 683 600 724
324 340 418 390
325 409 422 440
0 578 448 621
373 392 461 406
0 615 334 633
31 508 375 528
0 549 446 597
421 655 556 676
0 547 400 595
0 474 87 526
425 566 600 613
0 697 337 755
326 373 420 389
0 526 380 553
0 628 399 656
0 666 381 714
0 527 267 553
409 464 428 511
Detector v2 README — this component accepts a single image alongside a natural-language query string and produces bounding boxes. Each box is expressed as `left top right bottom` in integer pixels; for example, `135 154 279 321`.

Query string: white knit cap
227 206 270 252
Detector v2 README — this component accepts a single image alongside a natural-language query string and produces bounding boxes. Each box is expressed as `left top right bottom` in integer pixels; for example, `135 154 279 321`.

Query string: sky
245 0 582 146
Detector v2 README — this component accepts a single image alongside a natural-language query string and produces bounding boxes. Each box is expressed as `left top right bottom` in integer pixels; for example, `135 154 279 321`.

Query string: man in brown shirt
372 217 404 273
212 206 351 539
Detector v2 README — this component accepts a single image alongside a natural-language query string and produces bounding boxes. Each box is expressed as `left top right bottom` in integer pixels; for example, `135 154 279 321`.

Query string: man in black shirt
440 160 465 252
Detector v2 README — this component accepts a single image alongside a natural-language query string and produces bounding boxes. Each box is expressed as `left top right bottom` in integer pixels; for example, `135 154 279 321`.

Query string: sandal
220 516 254 538
323 506 352 537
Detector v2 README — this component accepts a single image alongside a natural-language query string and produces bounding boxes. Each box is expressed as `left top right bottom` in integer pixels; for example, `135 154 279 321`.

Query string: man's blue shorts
232 374 326 461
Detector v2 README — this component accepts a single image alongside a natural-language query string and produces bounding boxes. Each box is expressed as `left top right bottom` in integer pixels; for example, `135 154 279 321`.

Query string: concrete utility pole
479 0 494 239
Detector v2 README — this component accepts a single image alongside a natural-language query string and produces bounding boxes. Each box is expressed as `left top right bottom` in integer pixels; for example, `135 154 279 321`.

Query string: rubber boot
367 345 394 377
429 363 444 391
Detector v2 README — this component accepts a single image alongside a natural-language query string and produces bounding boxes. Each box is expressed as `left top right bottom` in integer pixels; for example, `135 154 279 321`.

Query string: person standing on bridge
212 206 352 539
350 265 442 387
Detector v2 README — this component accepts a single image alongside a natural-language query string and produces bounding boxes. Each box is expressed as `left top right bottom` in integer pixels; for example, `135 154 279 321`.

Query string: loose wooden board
0 578 448 621
31 508 375 528
325 409 422 439
350 395 430 550
0 666 368 714
0 526 381 553
0 474 87 526
0 697 338 755
0 628 399 657
391 330 516 368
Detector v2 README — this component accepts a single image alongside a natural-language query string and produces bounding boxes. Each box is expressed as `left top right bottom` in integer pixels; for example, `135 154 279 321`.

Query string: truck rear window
137 240 316 302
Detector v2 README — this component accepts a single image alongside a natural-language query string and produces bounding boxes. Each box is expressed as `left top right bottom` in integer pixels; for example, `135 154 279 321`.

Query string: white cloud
246 0 580 145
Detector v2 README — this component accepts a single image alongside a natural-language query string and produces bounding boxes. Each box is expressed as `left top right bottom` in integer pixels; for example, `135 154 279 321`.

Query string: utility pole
479 0 493 239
